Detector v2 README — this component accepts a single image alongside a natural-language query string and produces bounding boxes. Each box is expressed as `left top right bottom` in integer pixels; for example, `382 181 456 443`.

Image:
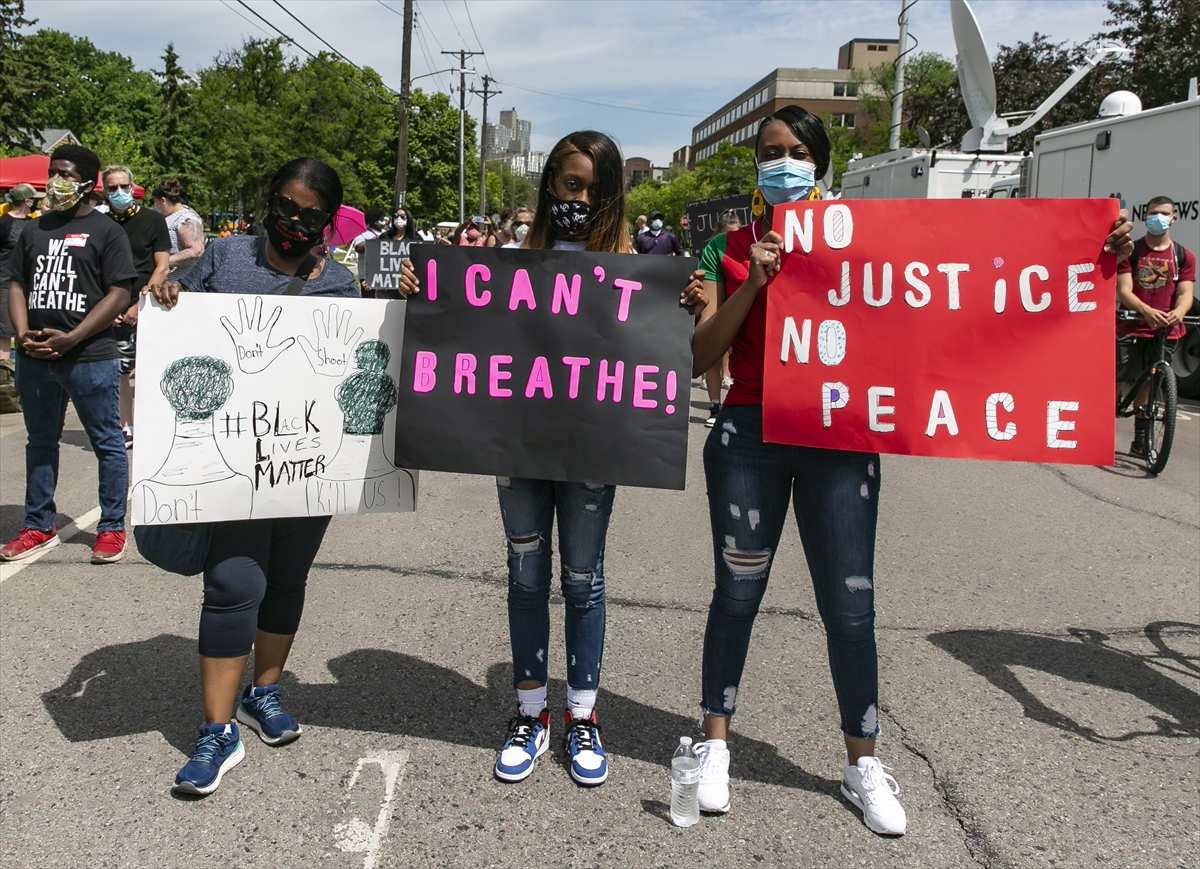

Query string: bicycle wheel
1144 364 1177 475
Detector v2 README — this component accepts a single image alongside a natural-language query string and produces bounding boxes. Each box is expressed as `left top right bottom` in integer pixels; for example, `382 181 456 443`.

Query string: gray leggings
199 516 331 657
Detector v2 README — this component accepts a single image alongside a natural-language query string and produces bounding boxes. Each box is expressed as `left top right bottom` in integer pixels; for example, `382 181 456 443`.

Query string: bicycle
1115 310 1200 475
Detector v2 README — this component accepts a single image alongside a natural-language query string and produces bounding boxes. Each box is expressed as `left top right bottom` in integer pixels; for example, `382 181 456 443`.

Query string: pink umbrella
326 204 367 246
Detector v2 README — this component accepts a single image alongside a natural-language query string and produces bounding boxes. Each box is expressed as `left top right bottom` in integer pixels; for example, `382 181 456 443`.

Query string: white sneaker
841 756 906 835
694 738 731 813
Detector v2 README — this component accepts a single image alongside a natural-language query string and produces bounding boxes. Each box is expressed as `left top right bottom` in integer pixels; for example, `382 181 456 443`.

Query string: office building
687 38 897 168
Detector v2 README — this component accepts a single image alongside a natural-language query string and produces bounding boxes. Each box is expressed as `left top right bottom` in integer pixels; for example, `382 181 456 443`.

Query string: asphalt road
1 389 1197 868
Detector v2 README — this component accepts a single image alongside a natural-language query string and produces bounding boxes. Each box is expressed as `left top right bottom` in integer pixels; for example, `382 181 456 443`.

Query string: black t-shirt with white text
9 209 137 362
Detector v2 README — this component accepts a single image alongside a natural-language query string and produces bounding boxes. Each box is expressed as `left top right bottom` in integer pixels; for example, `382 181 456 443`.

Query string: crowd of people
0 99 1153 839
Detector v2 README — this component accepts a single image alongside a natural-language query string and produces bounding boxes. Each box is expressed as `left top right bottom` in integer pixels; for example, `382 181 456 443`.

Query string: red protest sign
762 198 1118 465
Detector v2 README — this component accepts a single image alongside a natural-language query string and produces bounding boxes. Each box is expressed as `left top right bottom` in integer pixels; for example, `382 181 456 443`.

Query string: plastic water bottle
670 736 701 827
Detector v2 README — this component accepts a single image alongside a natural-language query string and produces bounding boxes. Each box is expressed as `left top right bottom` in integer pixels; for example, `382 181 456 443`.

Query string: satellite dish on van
951 0 1007 151
950 0 1129 152
916 125 931 148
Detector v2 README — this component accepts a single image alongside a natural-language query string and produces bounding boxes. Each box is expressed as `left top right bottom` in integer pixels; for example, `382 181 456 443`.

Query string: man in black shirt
102 165 169 447
2 144 136 564
1 183 43 358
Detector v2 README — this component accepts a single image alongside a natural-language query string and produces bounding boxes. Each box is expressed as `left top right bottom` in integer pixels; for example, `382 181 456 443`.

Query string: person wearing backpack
1116 195 1196 456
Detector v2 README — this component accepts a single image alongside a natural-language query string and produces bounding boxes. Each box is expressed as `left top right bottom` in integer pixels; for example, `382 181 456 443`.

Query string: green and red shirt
700 224 767 406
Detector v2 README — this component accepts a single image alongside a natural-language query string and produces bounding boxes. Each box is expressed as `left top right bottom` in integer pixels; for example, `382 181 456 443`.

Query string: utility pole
393 0 414 208
889 0 911 150
469 74 500 219
442 49 482 223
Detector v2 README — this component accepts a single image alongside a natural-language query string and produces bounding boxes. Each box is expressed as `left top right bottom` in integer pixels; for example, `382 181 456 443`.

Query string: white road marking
0 504 103 583
333 749 408 869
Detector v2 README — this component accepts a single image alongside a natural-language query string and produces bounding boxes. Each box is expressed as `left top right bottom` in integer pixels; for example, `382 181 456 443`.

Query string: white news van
1019 98 1199 254
995 98 1200 396
840 149 1025 200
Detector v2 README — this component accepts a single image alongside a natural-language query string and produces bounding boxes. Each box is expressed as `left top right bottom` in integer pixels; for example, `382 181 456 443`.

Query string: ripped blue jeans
701 404 881 739
496 477 615 691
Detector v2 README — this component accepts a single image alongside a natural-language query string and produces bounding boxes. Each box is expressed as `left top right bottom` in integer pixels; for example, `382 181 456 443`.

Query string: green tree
89 122 155 183
151 42 199 189
14 28 159 148
0 1 42 153
992 33 1130 151
857 51 966 150
405 88 477 221
279 53 399 212
1098 0 1200 109
693 141 757 197
189 39 292 215
485 160 536 215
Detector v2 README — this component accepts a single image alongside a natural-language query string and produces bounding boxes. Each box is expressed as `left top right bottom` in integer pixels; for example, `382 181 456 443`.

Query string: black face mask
548 194 593 238
264 210 325 256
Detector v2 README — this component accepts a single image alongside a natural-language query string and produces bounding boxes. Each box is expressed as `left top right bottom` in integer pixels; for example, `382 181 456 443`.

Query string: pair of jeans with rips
701 404 881 739
15 355 126 532
496 476 616 692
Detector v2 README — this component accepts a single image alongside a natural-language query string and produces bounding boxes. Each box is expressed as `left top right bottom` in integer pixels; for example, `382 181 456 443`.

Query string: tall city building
484 106 543 182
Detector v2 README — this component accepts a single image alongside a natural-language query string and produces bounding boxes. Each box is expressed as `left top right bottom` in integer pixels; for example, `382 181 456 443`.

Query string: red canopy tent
0 154 146 198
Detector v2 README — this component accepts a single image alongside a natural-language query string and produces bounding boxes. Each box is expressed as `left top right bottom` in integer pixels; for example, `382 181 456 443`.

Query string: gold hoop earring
751 188 765 219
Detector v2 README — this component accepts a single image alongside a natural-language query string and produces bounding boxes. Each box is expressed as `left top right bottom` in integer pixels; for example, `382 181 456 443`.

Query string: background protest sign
685 193 752 252
762 198 1118 465
362 237 420 294
132 293 417 525
396 246 697 489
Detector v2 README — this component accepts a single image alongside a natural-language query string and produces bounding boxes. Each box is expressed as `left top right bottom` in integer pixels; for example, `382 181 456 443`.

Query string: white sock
566 687 597 721
516 686 547 718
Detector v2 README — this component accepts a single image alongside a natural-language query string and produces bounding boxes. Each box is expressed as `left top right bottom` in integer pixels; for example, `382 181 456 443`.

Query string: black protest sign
362 238 421 293
396 246 697 489
685 193 752 252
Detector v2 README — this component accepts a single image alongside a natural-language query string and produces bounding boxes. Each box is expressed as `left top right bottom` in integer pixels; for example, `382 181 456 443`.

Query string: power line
234 0 318 60
220 0 276 38
440 0 471 50
233 0 397 107
272 0 359 70
461 0 493 78
496 79 706 119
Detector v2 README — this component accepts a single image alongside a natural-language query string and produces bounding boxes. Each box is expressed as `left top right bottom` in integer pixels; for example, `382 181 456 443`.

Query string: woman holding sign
688 105 1134 836
147 157 371 796
397 130 706 788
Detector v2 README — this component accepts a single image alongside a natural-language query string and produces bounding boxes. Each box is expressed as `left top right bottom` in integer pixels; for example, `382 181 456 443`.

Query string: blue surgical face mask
108 188 134 211
650 218 663 231
757 157 817 205
1145 213 1171 235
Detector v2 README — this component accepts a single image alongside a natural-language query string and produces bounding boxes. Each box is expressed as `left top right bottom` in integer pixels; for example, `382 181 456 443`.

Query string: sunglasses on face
273 194 330 231
105 182 133 192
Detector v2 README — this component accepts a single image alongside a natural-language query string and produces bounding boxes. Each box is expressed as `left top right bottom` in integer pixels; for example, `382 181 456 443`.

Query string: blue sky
26 0 1118 164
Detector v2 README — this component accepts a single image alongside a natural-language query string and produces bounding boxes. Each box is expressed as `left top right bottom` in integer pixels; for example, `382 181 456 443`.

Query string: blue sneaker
173 722 245 795
494 708 549 782
235 683 302 745
563 710 607 786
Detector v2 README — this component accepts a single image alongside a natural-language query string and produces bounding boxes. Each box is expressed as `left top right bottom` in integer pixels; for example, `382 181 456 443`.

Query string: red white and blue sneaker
236 683 302 745
495 708 550 782
563 709 607 786
173 722 245 795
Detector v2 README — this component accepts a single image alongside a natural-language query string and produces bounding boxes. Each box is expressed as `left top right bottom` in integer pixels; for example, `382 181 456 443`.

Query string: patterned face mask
43 176 89 212
548 194 593 238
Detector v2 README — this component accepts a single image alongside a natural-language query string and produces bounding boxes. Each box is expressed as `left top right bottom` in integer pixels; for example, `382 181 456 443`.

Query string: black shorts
1116 335 1176 381
113 323 136 375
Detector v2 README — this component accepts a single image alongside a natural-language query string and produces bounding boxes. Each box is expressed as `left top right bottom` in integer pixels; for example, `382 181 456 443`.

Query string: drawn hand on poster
306 340 417 515
297 303 365 378
220 296 296 374
132 356 254 524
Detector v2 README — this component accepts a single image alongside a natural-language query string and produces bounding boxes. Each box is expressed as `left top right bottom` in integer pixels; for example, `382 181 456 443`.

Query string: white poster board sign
131 292 417 525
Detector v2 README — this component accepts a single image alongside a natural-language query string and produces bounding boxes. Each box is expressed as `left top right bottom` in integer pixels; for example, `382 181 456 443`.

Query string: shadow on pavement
928 624 1200 743
43 639 836 796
